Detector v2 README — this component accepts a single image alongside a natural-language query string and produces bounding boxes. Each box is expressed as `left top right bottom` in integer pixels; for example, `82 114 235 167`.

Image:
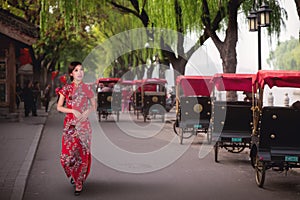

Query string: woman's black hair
68 61 82 81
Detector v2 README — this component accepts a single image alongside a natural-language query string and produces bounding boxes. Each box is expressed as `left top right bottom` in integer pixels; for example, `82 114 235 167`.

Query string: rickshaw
250 70 300 187
96 77 122 122
173 76 213 144
141 78 167 122
211 73 255 162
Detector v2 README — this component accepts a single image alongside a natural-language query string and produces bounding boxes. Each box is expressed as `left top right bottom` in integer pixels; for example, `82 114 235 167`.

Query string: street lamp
247 1 272 70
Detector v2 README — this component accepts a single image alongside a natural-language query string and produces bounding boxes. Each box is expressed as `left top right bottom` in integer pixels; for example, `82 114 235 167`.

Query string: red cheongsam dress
59 82 94 188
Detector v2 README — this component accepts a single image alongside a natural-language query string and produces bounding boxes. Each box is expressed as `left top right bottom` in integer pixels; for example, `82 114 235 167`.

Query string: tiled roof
0 8 39 43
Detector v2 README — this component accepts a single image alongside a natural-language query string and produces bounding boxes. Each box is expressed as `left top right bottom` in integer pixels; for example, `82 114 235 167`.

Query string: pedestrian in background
43 84 51 112
22 80 34 117
32 81 40 116
57 61 96 196
16 82 22 109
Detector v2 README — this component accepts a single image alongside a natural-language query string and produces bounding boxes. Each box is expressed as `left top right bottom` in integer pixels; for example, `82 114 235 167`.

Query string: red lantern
59 74 67 85
19 48 32 65
51 71 59 80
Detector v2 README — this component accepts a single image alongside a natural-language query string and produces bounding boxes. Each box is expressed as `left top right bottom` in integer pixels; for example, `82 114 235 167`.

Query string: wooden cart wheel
255 159 266 188
214 143 219 162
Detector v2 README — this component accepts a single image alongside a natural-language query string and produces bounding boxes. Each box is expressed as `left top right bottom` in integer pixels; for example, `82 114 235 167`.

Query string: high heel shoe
74 183 83 196
70 178 75 185
74 190 81 196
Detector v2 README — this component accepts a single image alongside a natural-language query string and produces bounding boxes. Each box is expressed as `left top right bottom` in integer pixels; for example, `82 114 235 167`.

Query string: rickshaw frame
250 70 300 188
173 75 213 144
140 78 167 122
96 77 121 122
211 73 256 162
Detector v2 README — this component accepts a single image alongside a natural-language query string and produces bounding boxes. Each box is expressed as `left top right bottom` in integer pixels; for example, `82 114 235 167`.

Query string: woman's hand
72 109 82 119
78 109 89 122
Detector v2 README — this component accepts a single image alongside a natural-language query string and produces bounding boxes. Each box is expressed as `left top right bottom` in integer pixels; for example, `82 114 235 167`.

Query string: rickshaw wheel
255 159 266 188
250 146 257 169
214 143 219 162
173 122 179 135
173 123 193 139
225 146 245 153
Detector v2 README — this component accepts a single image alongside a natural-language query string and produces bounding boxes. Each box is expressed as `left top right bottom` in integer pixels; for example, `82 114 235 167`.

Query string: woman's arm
57 93 81 118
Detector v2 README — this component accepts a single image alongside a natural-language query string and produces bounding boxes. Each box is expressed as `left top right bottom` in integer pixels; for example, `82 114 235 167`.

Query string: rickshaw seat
258 106 300 150
180 96 212 123
213 101 252 135
97 91 121 111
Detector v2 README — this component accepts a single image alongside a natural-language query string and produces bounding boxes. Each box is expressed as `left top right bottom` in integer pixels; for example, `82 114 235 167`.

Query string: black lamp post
247 1 272 70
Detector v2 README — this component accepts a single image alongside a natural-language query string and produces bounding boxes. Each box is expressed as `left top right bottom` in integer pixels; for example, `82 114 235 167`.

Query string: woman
57 61 96 196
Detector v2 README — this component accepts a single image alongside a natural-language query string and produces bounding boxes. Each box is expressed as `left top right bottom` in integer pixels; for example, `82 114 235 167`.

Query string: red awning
254 70 300 89
176 75 213 96
211 73 256 92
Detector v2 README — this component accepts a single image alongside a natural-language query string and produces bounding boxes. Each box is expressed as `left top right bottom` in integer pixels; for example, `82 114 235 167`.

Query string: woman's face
71 65 84 82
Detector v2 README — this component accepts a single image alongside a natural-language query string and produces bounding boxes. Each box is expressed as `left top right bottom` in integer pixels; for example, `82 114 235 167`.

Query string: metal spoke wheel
255 159 266 188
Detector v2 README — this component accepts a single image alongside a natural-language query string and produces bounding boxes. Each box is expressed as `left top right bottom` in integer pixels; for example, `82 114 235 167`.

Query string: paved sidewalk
0 100 55 200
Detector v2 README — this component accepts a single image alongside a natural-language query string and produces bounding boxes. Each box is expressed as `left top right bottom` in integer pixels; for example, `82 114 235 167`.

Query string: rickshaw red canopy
176 75 213 96
211 73 256 92
96 77 120 84
254 70 300 89
142 78 167 92
120 80 135 85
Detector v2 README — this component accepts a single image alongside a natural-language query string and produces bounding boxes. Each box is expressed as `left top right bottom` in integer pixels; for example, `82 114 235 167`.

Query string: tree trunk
208 1 239 100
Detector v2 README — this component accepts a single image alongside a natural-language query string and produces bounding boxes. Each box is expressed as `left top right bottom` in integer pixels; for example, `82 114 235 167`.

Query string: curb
10 125 44 200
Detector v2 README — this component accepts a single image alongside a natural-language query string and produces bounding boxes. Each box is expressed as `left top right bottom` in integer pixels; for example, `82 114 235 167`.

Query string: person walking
56 61 96 196
32 81 40 116
22 80 34 117
43 84 51 112
16 83 22 109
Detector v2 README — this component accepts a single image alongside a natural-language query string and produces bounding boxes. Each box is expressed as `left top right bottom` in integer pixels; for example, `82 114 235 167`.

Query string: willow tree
110 0 285 77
